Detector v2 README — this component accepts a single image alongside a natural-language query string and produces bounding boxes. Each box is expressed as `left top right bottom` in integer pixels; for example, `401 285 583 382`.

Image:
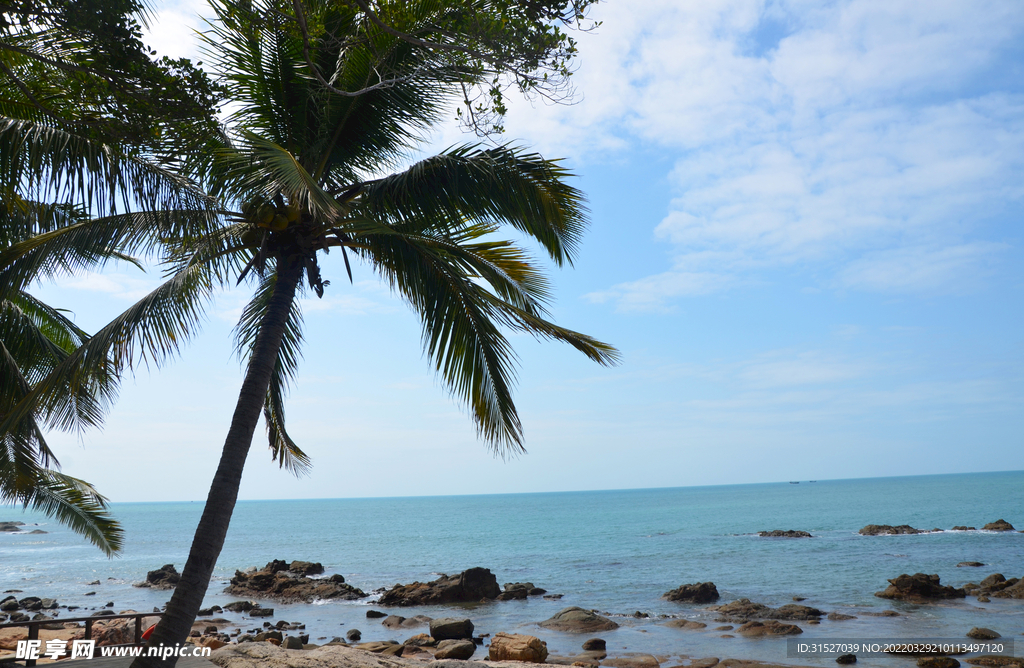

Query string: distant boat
810 480 817 483
789 481 799 484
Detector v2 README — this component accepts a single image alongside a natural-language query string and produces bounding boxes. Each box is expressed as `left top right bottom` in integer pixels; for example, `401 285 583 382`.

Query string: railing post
26 623 38 668
85 618 93 640
135 616 142 644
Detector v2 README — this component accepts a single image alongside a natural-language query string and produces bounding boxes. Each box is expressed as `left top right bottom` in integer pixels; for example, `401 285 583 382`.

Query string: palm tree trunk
130 257 304 668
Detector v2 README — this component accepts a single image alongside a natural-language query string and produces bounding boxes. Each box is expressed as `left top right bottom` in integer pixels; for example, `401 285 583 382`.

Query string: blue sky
30 0 1024 502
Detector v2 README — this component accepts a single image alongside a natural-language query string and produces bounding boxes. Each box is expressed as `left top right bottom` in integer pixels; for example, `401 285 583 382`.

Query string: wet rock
962 657 1024 666
365 610 386 619
958 562 985 568
736 620 802 636
917 658 960 668
288 561 324 576
435 639 476 660
769 604 824 620
982 520 1015 531
836 655 857 664
497 582 545 600
828 612 857 621
665 619 707 630
487 632 548 663
952 526 975 531
224 601 254 613
757 530 812 538
859 524 926 535
135 564 180 590
690 659 720 668
0 597 19 611
226 561 366 603
539 607 619 633
429 618 473 640
875 573 966 600
282 636 304 650
383 615 431 629
345 629 361 642
19 597 41 611
378 568 500 606
862 610 899 616
967 628 1000 640
354 641 403 656
0 521 24 532
581 639 606 651
711 599 769 619
664 582 719 604
543 593 564 600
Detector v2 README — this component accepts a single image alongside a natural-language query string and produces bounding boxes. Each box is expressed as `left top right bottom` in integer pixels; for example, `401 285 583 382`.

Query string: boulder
665 620 707 630
345 629 361 642
952 526 975 531
250 608 274 617
875 573 966 600
827 612 857 621
981 520 1015 531
384 615 431 629
354 642 403 657
226 561 366 603
963 657 1024 667
19 597 41 611
736 620 802 636
664 582 719 604
288 561 324 576
859 524 925 535
836 655 857 664
0 597 19 611
690 660 721 668
769 604 824 620
135 564 180 590
487 632 548 663
365 610 387 619
403 634 435 647
282 636 304 650
966 628 1000 640
711 599 820 621
991 579 1024 599
435 639 476 660
378 568 500 606
223 601 254 613
539 607 619 633
957 562 985 568
581 639 606 651
917 659 960 668
757 530 812 538
0 521 24 532
429 618 473 640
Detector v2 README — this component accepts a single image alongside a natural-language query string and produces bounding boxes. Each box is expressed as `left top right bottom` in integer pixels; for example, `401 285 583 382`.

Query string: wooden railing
0 612 161 666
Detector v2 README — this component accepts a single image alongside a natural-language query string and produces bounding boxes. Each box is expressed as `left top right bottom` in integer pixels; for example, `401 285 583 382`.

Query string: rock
712 599 769 619
827 612 856 621
136 564 180 590
966 628 1000 640
226 561 366 603
862 610 899 616
345 629 361 642
757 530 812 538
403 634 435 647
488 632 549 663
992 579 1024 599
978 595 991 602
19 597 41 611
664 582 719 603
354 642 404 657
498 582 543 600
917 659 960 668
539 607 619 633
27 530 47 534
288 561 324 576
384 615 408 629
958 562 985 568
8 612 29 622
875 573 966 600
952 526 975 531
603 655 660 668
435 639 476 660
963 657 1024 666
250 608 274 617
366 610 387 619
769 604 824 620
224 601 254 613
378 568 500 606
543 594 564 600
0 597 19 611
665 620 707 630
736 620 802 636
429 618 473 640
836 655 856 664
282 636 304 649
982 520 1015 531
581 639 606 651
255 631 283 642
201 637 229 651
691 659 720 668
0 521 24 532
859 524 925 535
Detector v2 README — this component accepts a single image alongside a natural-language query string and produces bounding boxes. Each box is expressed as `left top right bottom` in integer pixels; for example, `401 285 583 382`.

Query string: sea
2 471 1023 667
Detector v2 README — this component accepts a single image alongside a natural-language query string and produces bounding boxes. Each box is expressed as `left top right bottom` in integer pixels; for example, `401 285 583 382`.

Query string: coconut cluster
239 198 302 233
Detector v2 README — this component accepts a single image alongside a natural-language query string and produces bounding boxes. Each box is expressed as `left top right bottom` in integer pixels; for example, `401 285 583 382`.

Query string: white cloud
495 0 1024 310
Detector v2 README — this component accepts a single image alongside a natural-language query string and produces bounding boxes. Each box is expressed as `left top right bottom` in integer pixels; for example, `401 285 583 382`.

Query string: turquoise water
3 472 1023 666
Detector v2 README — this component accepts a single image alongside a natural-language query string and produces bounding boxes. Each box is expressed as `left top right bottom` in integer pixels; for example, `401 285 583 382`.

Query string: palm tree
1 0 223 551
11 0 614 659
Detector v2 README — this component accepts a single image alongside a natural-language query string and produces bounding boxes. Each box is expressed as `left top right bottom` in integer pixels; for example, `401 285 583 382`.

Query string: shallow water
3 472 1023 666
